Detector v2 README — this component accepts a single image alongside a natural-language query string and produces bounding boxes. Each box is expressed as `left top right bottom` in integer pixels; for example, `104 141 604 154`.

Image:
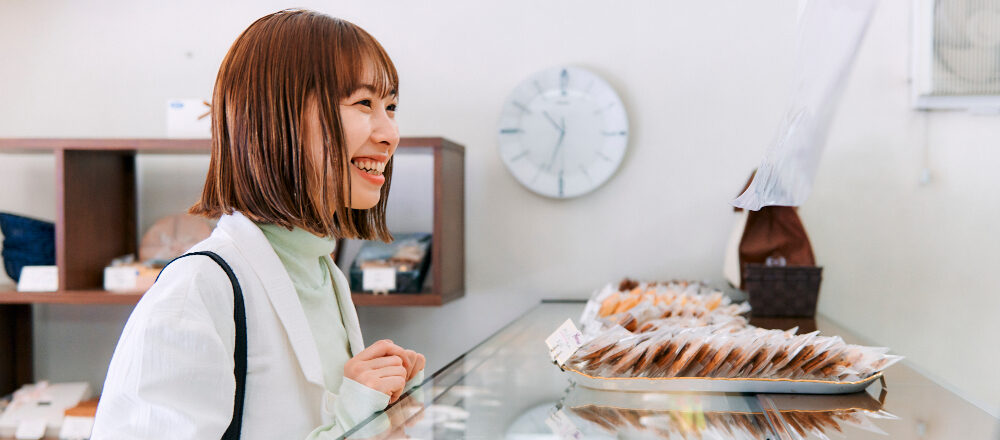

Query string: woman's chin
349 196 380 210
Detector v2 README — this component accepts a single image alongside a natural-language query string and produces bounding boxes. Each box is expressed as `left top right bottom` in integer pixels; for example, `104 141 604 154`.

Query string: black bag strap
156 251 247 440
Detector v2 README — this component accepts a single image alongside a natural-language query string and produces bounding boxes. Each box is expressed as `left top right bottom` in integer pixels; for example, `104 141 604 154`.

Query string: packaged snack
563 278 902 392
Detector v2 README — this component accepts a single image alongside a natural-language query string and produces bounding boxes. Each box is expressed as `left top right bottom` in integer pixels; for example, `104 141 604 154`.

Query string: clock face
498 66 628 199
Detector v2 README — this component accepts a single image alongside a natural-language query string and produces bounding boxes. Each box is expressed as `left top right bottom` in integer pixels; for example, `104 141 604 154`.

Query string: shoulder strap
157 251 247 440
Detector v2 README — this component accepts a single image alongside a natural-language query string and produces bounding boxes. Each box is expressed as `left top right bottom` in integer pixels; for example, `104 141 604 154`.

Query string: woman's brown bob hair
190 9 397 241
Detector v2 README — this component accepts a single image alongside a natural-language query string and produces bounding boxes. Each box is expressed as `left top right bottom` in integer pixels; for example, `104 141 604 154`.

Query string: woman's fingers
384 376 407 403
362 355 402 371
414 353 425 375
400 350 416 379
373 365 407 379
361 372 406 396
356 339 407 362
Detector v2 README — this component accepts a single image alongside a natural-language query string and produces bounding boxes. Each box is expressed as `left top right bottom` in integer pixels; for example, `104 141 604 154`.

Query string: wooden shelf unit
0 137 464 305
0 137 465 394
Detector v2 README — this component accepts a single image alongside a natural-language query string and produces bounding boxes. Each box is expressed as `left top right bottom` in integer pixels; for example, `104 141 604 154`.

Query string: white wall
0 0 996 418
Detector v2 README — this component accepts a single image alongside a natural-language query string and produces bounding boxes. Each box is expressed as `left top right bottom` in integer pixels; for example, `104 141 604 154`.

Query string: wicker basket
743 264 823 317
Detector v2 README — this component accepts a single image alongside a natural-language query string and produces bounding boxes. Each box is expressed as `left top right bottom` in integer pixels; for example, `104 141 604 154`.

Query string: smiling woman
189 8 399 242
91 9 424 440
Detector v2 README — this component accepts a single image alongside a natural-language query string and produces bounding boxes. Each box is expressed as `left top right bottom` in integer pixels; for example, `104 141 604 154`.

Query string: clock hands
542 110 563 132
530 113 567 186
545 116 566 172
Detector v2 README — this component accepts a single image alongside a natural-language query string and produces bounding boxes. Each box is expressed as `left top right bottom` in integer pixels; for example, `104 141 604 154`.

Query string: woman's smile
351 155 388 184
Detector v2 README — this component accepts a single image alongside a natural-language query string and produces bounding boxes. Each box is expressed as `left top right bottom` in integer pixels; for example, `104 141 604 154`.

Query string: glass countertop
342 301 999 439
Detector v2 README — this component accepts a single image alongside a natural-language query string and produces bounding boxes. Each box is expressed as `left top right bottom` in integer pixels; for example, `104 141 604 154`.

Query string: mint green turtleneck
257 223 352 392
257 223 423 438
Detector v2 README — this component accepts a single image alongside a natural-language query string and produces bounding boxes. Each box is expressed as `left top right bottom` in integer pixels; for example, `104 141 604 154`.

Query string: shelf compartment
58 149 137 291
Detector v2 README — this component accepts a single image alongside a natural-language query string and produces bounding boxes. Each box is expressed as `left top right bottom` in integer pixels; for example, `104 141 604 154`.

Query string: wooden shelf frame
0 137 464 307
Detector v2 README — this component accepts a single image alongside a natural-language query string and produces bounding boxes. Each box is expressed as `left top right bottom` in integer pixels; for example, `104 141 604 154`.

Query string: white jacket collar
327 256 365 356
216 211 364 387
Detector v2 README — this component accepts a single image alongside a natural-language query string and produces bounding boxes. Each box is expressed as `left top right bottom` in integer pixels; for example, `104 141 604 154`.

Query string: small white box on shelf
16 266 58 292
166 99 211 138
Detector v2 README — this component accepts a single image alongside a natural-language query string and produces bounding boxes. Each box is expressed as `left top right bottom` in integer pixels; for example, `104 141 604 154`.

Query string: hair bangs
331 21 399 100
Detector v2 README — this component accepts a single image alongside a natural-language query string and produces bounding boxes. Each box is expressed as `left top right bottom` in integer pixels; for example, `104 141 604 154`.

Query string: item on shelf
59 399 98 440
0 213 55 282
0 382 92 439
557 278 902 393
103 255 162 293
349 233 431 294
15 266 59 293
139 214 213 265
166 98 212 138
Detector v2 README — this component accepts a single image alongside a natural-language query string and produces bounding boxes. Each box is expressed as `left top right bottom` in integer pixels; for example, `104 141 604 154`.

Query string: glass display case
342 301 999 439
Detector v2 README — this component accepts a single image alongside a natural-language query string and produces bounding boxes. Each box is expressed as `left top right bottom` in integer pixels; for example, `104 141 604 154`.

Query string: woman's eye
355 99 372 108
387 104 397 112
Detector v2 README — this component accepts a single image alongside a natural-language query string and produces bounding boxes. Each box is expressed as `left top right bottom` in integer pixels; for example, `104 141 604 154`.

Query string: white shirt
92 212 402 439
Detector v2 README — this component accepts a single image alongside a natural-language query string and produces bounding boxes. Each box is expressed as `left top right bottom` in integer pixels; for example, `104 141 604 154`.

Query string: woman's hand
343 339 409 402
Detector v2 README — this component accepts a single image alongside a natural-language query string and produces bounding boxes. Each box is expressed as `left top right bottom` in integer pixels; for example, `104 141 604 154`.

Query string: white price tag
545 319 584 366
14 418 46 440
362 267 396 292
545 409 582 440
58 416 94 440
16 266 58 292
103 266 138 292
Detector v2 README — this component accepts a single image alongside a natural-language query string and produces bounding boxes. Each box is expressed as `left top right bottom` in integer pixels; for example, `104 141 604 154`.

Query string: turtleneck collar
257 223 336 258
257 223 337 286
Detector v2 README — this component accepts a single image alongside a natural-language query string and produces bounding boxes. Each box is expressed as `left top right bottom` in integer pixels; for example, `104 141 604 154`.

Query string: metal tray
562 366 883 394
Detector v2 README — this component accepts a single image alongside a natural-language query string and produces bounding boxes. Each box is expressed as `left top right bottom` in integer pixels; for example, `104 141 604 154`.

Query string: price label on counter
545 319 584 366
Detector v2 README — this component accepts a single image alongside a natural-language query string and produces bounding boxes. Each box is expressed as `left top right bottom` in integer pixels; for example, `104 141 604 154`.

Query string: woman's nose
370 109 399 147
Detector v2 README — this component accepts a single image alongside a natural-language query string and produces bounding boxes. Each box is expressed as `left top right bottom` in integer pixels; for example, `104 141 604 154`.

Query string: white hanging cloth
732 0 879 211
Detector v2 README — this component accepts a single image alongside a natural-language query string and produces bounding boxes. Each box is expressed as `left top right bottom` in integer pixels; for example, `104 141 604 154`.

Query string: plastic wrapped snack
580 279 750 338
563 278 901 392
565 321 902 383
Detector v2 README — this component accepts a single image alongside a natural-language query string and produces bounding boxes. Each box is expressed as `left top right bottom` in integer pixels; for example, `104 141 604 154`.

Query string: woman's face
303 78 399 211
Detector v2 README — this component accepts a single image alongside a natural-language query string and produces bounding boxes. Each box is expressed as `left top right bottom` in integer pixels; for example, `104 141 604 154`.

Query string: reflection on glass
560 385 896 439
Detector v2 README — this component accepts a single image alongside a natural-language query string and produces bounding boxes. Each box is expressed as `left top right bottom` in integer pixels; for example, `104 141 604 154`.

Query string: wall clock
497 66 628 199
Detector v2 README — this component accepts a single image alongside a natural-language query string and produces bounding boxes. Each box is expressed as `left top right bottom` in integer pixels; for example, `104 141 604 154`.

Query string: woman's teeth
351 159 385 176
